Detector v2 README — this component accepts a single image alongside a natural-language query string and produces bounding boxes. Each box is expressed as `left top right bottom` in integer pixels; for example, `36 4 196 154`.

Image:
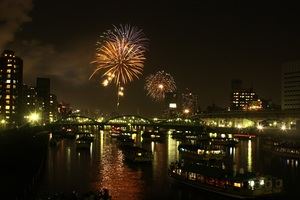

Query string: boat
178 144 225 161
142 130 165 141
116 135 134 148
123 146 153 162
263 139 300 159
109 127 122 138
169 162 283 199
77 132 94 142
76 135 93 149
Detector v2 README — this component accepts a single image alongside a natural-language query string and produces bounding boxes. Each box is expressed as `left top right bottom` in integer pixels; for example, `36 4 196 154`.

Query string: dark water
37 130 300 199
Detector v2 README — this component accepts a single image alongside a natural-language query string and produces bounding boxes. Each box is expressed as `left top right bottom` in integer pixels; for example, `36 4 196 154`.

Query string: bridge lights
281 124 287 131
183 109 190 114
257 125 263 130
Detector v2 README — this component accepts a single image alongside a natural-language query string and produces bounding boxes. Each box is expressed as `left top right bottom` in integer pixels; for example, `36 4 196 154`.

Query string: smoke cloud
0 0 33 50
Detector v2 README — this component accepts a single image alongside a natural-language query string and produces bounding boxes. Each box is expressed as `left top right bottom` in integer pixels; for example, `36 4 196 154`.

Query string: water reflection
247 139 252 172
38 129 300 199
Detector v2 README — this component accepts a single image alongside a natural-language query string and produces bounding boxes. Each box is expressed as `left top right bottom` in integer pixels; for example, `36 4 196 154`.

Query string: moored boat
178 144 225 161
142 130 165 141
123 146 153 162
169 162 283 199
76 135 93 149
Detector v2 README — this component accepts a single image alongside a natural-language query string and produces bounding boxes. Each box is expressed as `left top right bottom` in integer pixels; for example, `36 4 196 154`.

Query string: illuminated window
5 95 10 99
6 80 11 83
6 85 10 89
5 111 10 114
7 69 11 73
7 74 11 78
6 100 9 104
13 85 16 89
5 106 10 110
7 64 12 67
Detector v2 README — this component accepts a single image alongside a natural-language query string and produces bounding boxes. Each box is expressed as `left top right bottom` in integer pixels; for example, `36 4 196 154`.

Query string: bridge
50 114 203 130
193 110 300 130
50 110 300 132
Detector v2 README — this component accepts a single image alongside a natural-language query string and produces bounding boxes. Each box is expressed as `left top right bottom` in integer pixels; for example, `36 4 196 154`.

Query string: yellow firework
90 24 148 86
145 70 176 101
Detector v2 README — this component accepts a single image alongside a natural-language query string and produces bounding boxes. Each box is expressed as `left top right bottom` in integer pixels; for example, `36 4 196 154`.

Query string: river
37 129 300 199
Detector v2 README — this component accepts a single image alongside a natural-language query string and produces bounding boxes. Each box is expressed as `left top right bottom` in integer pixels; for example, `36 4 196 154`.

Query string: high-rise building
36 77 50 123
0 50 23 127
49 94 58 122
23 84 39 114
165 92 179 118
282 62 300 110
230 80 258 111
181 89 199 116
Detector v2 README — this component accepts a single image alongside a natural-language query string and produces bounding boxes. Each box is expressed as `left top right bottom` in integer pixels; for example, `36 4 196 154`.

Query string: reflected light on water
151 141 155 152
248 139 252 172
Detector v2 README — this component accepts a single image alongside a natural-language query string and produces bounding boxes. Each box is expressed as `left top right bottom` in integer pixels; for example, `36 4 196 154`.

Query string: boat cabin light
234 182 242 188
249 180 255 188
260 179 265 186
197 149 204 154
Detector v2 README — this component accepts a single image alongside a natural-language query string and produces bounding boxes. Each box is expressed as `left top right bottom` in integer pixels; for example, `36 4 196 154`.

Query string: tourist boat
178 144 225 161
109 127 122 138
76 132 94 142
76 135 93 149
142 130 165 141
263 139 300 159
172 130 203 141
169 162 283 199
123 146 153 162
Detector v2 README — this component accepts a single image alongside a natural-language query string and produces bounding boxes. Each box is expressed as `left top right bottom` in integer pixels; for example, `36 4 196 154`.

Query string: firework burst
90 24 148 87
145 70 176 101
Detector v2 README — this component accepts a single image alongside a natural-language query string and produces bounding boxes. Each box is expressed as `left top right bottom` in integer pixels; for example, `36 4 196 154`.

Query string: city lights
27 112 41 124
183 108 190 114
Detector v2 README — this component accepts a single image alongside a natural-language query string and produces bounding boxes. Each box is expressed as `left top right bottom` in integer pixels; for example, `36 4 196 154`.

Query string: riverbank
0 127 49 199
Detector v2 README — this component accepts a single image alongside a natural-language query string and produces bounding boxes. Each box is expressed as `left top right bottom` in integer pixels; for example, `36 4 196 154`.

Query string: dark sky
1 0 300 116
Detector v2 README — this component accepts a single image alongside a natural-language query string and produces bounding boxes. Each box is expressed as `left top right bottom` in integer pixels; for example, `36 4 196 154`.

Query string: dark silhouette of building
165 92 179 118
230 80 258 111
281 61 300 110
0 50 23 127
36 77 50 124
22 84 40 118
49 94 58 122
181 88 199 116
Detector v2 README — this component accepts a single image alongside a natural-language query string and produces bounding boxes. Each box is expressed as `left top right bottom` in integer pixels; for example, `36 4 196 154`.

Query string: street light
183 109 190 114
28 112 41 124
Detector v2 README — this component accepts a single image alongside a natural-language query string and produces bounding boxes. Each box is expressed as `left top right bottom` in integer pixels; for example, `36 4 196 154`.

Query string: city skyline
1 1 300 116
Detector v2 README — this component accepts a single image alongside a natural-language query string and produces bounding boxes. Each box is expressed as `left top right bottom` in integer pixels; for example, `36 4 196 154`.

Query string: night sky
1 0 300 116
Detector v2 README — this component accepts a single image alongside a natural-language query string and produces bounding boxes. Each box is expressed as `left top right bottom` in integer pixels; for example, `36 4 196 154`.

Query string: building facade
282 62 300 110
36 77 50 124
181 89 199 116
165 92 179 118
49 94 58 122
230 80 258 111
0 50 23 127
